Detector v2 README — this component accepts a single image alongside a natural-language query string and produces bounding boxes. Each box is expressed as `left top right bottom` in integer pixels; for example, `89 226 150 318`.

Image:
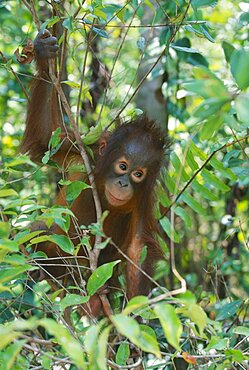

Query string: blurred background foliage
0 0 248 369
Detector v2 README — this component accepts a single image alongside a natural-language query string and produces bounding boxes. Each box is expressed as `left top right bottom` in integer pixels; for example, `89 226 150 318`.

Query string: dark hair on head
106 115 166 153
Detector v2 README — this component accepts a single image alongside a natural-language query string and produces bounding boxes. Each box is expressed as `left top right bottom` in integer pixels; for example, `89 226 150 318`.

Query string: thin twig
0 51 30 102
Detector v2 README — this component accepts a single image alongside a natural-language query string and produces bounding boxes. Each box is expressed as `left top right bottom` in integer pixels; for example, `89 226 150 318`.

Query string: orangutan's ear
98 130 111 156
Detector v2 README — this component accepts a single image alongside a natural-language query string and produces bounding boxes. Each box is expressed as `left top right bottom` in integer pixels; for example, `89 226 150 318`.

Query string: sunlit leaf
181 192 206 215
154 303 182 350
96 326 111 370
235 94 249 123
62 80 80 89
192 180 218 201
123 296 148 315
111 314 140 341
225 349 247 363
0 222 10 238
233 326 249 336
179 303 207 336
202 170 230 192
0 266 31 284
171 45 200 53
0 189 17 198
138 325 161 358
84 324 100 363
40 318 86 368
231 48 249 89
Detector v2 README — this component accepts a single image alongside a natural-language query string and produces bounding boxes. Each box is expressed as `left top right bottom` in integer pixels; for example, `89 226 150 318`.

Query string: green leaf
235 95 249 123
40 318 86 368
62 17 74 31
82 124 103 146
30 234 74 255
185 148 199 171
193 98 227 124
160 217 180 243
111 314 140 342
0 326 19 350
4 254 27 266
189 141 207 161
48 128 61 150
222 41 235 63
171 45 200 53
2 340 25 370
231 48 249 89
144 0 156 13
181 192 206 215
116 343 130 366
205 336 228 351
174 207 192 228
210 157 237 181
15 230 43 245
60 294 89 311
87 261 120 296
0 222 10 238
202 170 230 192
50 235 74 254
138 325 161 358
96 237 111 250
225 349 247 363
191 0 217 8
192 180 218 201
233 326 249 336
84 324 100 363
42 150 50 165
216 300 242 321
0 239 19 252
165 173 175 193
41 16 60 31
199 25 215 43
183 75 228 100
154 303 182 350
179 303 207 336
0 266 31 283
171 153 189 182
116 7 126 23
96 326 111 370
62 80 80 89
66 181 91 203
123 296 148 315
93 26 109 38
0 189 17 198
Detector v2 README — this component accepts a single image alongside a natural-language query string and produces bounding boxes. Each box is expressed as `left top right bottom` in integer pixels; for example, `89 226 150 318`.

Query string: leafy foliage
0 0 248 369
